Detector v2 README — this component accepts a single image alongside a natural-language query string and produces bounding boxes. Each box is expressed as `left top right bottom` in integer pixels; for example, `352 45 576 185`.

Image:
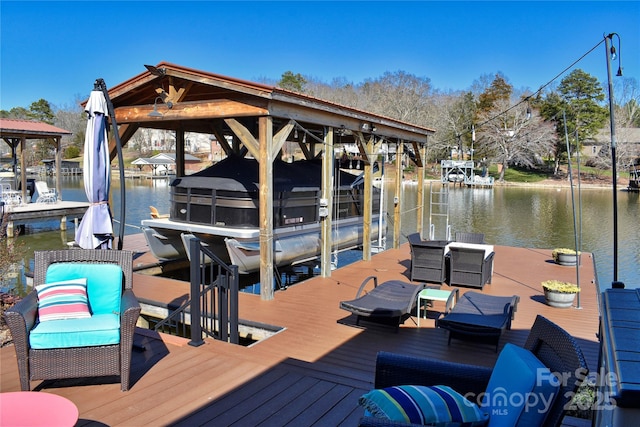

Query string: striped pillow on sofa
359 384 489 426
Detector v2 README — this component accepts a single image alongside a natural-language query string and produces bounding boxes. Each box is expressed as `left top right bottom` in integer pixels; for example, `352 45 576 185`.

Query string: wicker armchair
4 250 140 391
454 231 485 244
359 315 589 427
407 233 450 283
447 244 495 288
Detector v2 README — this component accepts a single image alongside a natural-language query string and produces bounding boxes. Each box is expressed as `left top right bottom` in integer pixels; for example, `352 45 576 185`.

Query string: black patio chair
407 233 450 283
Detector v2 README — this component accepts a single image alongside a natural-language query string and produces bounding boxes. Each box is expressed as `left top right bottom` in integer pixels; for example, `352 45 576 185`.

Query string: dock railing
153 237 239 345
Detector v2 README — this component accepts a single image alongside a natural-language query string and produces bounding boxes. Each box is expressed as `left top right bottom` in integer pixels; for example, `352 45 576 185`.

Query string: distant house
131 152 202 175
582 127 640 165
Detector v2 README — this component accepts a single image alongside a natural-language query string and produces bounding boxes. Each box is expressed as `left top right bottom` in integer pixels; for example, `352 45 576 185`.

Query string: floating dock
1 200 90 237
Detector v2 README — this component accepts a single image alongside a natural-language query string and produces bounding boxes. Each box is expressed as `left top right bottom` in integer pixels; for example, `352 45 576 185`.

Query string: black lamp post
604 33 624 288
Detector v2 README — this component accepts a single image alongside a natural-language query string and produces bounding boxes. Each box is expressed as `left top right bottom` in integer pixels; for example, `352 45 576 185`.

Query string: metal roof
0 118 72 139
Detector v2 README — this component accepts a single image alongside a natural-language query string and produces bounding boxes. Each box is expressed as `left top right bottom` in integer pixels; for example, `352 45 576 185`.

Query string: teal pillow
45 263 123 315
359 385 489 426
482 343 560 427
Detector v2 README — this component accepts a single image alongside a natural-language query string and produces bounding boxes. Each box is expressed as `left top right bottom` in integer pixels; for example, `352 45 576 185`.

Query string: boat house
102 62 435 300
0 118 72 201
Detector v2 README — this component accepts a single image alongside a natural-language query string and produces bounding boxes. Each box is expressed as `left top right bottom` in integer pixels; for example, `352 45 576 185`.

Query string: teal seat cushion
359 385 488 426
482 343 560 427
45 263 123 315
30 314 120 349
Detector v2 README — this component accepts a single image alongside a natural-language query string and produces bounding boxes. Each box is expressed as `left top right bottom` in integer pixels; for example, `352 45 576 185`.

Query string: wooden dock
1 235 600 426
2 200 90 237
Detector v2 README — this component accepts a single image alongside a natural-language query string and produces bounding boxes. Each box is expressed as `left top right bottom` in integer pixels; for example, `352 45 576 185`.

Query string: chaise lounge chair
35 181 57 203
340 276 424 331
436 291 519 351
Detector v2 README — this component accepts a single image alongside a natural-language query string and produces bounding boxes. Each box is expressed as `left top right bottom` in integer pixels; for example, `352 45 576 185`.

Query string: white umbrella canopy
75 90 113 249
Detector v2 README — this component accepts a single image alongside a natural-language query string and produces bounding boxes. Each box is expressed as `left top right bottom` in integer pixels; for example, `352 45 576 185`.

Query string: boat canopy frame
98 62 436 300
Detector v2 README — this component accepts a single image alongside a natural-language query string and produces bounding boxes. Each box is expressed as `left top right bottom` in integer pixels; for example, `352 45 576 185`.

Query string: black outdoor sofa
358 315 588 427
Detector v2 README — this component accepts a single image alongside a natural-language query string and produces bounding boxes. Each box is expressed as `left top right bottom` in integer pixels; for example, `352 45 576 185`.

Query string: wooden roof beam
114 99 268 123
272 120 294 159
224 118 259 159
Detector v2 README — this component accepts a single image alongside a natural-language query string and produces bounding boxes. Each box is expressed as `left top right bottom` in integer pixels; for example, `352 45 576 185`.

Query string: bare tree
476 98 556 181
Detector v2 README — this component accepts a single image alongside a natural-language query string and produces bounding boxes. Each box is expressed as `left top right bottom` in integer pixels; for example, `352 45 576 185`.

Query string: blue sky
1 1 638 110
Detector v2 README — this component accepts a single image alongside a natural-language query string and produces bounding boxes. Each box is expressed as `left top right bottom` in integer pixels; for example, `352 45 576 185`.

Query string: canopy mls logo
463 367 618 416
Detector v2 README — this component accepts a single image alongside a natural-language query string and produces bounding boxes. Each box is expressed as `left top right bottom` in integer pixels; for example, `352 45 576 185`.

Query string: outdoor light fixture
148 97 173 118
604 32 624 288
144 64 166 77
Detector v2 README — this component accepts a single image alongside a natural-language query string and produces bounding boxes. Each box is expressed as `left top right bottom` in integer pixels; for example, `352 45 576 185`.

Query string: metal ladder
428 181 451 241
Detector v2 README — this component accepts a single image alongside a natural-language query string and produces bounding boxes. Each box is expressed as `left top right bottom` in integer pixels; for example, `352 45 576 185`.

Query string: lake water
3 176 638 294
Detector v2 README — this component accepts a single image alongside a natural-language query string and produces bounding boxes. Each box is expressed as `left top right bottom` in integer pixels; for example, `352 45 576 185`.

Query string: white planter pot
544 290 577 308
555 253 578 266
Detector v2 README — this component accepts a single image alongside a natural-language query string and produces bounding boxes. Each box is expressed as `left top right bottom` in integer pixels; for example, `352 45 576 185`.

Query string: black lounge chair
436 291 519 351
340 276 424 331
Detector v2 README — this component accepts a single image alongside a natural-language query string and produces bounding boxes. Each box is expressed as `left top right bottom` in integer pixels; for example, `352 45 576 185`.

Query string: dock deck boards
1 237 601 426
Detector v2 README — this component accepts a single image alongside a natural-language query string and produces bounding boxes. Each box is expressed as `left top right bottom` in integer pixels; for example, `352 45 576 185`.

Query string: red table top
0 392 78 426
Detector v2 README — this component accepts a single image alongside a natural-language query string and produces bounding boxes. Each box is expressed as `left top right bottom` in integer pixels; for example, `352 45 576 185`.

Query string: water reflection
2 177 638 293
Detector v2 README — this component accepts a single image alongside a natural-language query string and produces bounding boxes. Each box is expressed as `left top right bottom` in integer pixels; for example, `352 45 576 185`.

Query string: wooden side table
0 392 78 426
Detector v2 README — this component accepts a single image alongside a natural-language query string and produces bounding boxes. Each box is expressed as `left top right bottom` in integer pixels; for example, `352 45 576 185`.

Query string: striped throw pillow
36 278 91 322
359 385 489 426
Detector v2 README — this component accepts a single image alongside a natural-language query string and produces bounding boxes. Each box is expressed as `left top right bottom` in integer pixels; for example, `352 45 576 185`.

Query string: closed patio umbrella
75 89 113 249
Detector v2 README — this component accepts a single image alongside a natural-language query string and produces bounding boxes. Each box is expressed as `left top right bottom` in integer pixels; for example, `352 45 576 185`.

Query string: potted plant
541 280 581 308
552 248 580 266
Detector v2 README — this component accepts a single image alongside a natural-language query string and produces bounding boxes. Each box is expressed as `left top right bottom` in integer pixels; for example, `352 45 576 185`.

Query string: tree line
2 69 639 180
279 69 639 181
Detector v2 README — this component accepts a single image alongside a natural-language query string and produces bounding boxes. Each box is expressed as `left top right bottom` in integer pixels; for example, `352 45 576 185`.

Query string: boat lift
440 160 494 187
628 165 639 191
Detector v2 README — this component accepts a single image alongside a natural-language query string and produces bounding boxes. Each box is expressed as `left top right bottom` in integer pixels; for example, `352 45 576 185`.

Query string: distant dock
2 200 90 237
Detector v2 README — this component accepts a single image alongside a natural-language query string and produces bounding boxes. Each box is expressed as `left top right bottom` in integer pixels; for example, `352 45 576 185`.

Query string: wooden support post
362 137 375 261
19 137 27 202
55 137 62 201
60 215 67 231
7 221 14 238
393 141 404 249
320 127 333 277
416 144 427 236
176 126 185 177
258 116 274 300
